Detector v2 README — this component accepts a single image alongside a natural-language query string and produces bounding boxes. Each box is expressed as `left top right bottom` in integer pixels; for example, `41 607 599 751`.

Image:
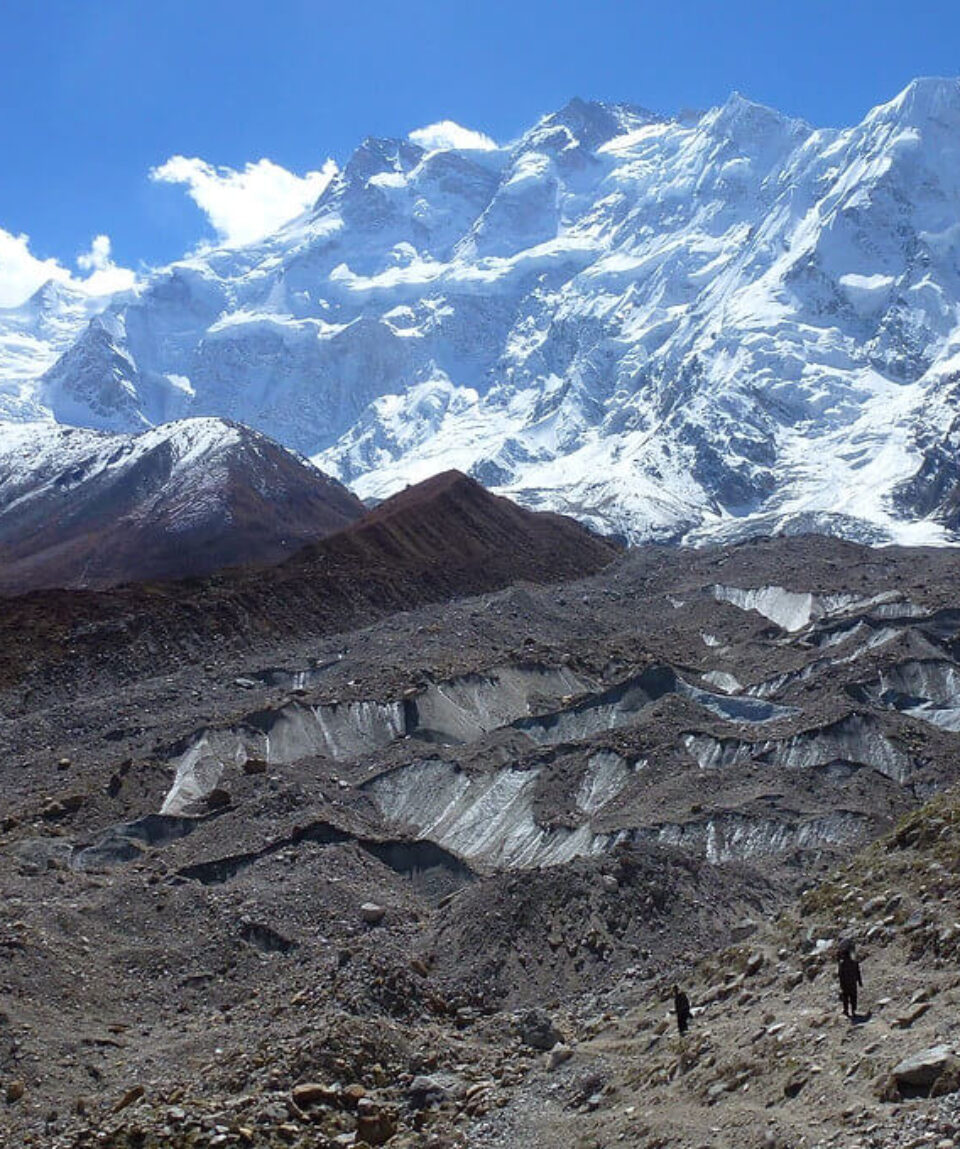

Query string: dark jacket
838 954 862 992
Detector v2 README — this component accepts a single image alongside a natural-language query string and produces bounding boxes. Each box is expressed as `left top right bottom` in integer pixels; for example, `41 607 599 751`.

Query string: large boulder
892 1045 959 1095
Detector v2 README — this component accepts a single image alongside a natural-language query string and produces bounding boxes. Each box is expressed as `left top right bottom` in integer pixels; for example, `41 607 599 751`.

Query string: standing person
673 984 692 1035
838 944 863 1019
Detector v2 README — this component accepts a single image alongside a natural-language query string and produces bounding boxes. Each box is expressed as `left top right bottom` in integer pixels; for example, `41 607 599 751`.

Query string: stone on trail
360 902 386 924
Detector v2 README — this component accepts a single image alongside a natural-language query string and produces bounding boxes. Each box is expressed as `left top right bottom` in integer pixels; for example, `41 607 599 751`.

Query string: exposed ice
684 713 913 783
365 759 616 869
712 586 868 632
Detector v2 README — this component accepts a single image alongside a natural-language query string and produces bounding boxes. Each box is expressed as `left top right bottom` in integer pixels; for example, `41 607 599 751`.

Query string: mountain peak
342 135 425 184
870 75 960 126
523 98 658 155
25 278 85 313
702 90 809 141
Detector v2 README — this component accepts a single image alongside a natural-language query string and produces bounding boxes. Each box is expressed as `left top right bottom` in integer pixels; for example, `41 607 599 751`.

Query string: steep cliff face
6 79 960 544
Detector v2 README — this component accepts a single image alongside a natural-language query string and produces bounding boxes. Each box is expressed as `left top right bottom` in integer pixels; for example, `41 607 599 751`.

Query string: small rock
547 1044 574 1070
292 1082 330 1108
407 1075 447 1109
745 951 765 976
731 918 758 942
893 1002 932 1029
5 1080 25 1104
357 1108 398 1145
360 902 386 925
111 1084 145 1113
341 1082 366 1108
783 1073 807 1098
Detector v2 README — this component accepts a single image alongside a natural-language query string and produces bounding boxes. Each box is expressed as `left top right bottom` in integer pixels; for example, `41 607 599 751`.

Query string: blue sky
1 0 958 304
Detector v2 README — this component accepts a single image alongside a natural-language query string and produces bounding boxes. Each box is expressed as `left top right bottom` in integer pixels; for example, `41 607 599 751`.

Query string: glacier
4 79 960 544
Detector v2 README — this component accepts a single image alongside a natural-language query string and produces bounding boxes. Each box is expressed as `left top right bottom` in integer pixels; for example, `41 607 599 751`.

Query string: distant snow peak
408 120 498 152
6 78 960 548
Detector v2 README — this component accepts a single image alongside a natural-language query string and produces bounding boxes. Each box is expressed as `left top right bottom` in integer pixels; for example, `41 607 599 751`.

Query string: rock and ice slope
7 79 960 544
0 417 365 592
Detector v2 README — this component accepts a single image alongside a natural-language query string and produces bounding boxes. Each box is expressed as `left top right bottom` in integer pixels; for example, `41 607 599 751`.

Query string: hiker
837 944 863 1018
673 984 692 1034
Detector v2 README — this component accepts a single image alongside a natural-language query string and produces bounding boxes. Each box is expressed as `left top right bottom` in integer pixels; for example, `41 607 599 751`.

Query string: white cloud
408 120 498 152
150 155 338 247
77 233 113 272
0 228 73 308
0 228 136 308
76 234 137 296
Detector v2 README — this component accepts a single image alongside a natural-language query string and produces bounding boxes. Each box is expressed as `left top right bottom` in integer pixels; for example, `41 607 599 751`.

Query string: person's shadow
850 1010 872 1025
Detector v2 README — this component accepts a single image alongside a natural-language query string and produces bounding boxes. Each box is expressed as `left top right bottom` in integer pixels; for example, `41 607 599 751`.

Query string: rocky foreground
6 790 960 1148
4 530 960 1147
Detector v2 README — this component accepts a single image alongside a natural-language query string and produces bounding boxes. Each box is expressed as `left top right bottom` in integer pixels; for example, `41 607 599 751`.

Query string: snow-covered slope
0 418 364 593
0 281 109 421
9 79 960 544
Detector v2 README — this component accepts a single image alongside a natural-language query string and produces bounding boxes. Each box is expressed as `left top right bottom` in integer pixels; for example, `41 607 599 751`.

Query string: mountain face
7 79 960 545
0 418 365 593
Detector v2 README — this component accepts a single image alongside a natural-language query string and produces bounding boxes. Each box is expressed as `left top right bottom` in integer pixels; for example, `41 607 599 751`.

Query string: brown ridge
0 470 620 695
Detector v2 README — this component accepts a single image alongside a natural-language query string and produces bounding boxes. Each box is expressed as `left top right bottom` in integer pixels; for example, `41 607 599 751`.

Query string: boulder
291 1082 332 1108
360 902 386 925
892 1045 957 1090
518 1008 563 1051
407 1075 449 1108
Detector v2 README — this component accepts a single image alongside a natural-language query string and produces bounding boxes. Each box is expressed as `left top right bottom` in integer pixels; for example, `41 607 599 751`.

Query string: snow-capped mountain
0 418 364 593
8 78 960 545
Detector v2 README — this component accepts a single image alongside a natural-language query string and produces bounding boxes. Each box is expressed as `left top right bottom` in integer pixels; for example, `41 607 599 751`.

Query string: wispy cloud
408 120 498 151
150 156 338 247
